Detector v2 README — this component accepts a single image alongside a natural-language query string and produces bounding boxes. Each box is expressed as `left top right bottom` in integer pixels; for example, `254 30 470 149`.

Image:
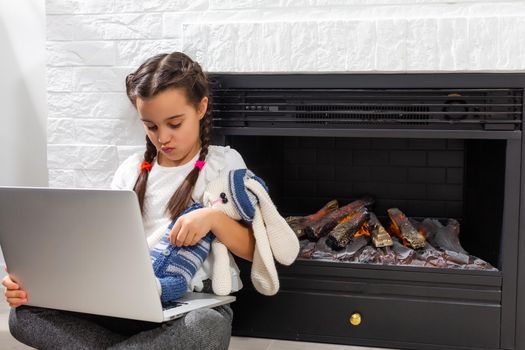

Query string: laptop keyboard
162 300 188 311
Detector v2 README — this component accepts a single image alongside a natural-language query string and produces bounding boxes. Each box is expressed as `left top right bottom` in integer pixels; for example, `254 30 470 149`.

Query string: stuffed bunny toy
203 168 300 296
150 202 214 304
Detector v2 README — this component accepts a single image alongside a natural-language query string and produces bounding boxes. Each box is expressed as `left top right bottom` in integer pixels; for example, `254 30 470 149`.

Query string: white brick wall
46 0 525 188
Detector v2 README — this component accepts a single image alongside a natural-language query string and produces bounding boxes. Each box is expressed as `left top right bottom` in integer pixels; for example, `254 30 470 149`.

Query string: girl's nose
157 128 171 144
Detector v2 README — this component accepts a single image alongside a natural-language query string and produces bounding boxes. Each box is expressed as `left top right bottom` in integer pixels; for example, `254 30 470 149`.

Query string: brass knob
349 312 362 326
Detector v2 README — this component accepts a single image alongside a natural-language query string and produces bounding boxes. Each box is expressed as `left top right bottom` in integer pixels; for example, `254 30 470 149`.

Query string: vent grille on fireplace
212 88 523 130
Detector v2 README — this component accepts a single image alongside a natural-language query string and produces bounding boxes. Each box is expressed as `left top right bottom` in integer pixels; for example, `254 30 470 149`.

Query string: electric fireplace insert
209 73 525 350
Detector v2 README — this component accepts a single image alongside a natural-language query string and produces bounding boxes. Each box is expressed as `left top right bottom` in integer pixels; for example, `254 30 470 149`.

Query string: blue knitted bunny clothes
150 202 214 304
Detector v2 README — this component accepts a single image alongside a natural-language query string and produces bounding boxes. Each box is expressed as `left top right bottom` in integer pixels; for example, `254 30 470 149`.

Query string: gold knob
349 312 362 326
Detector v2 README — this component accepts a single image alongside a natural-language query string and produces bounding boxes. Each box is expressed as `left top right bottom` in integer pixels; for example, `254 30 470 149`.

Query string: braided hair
125 52 213 220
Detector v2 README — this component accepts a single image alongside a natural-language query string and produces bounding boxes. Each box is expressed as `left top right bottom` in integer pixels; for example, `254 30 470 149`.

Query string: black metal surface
209 73 525 350
213 126 522 139
212 88 522 130
209 73 525 89
232 260 502 349
210 74 524 133
463 140 506 268
499 139 522 349
517 104 525 350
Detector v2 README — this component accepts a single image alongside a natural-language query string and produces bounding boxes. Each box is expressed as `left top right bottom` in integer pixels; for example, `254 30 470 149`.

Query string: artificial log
387 208 426 249
421 218 468 255
304 196 374 241
325 207 369 251
369 212 393 248
285 200 339 239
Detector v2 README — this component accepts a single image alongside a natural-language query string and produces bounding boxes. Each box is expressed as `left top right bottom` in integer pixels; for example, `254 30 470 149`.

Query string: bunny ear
246 179 300 266
229 169 258 222
211 239 232 296
246 170 269 192
250 206 280 296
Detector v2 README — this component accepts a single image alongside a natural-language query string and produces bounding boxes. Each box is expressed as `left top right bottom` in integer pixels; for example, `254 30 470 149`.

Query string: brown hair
125 52 213 220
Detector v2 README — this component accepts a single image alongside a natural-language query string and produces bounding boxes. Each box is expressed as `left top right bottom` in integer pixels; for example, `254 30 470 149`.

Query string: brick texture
229 136 469 220
45 0 525 188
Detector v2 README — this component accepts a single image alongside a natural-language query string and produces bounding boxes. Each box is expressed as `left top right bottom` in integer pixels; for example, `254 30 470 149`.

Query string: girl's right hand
2 272 28 308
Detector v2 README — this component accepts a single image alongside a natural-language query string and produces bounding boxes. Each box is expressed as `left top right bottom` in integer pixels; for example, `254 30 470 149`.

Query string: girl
4 52 255 350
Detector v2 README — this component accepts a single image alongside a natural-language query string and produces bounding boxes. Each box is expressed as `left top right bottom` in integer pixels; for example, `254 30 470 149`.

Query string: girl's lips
161 147 174 153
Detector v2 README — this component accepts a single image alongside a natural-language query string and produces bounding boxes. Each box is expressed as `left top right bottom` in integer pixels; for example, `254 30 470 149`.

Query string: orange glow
417 225 428 238
354 222 371 238
338 212 355 225
388 221 401 236
388 221 411 247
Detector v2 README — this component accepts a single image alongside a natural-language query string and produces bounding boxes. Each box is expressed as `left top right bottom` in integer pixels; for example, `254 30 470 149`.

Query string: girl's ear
198 96 208 120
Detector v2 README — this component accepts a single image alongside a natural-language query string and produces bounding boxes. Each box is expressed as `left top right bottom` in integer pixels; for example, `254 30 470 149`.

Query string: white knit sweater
110 145 246 292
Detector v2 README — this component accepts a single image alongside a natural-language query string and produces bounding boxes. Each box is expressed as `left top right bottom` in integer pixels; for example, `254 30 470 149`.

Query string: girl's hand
168 208 218 246
2 270 28 308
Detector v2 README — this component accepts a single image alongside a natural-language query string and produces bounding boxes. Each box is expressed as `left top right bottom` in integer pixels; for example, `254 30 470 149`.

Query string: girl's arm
209 208 255 261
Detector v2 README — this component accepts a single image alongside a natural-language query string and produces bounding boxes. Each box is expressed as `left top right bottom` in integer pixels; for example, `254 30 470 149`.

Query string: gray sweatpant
8 303 233 350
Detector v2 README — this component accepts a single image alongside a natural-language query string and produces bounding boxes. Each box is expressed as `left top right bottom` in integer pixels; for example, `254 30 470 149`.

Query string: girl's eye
144 123 181 131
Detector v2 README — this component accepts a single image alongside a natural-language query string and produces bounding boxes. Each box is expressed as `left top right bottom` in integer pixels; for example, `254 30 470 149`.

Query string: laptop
0 186 235 322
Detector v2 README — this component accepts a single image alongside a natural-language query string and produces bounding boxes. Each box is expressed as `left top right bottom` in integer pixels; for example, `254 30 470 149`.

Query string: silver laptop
0 186 235 322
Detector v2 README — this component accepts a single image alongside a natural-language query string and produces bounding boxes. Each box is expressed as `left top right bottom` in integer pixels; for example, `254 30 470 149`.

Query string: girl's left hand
168 208 217 246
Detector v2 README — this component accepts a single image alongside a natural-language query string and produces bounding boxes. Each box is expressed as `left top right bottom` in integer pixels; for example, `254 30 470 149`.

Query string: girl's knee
8 306 56 344
215 305 233 324
8 307 31 341
183 308 232 350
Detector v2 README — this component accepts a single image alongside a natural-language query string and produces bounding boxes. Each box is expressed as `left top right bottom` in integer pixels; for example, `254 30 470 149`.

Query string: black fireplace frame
209 73 525 350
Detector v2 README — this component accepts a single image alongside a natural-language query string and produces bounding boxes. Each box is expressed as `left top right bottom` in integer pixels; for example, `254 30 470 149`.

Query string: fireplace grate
212 88 522 130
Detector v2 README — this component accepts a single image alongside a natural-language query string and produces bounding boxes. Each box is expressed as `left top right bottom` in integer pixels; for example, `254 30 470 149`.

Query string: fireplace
209 73 525 350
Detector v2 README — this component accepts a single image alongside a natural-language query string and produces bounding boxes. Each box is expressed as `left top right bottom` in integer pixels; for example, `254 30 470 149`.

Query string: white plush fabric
202 174 241 221
210 238 232 296
110 145 245 293
250 206 280 295
203 169 300 296
245 178 300 266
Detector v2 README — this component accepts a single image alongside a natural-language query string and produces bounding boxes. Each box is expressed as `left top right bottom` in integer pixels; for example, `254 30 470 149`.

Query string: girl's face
136 88 208 167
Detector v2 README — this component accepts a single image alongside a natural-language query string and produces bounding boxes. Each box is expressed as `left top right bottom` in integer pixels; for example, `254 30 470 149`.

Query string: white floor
0 301 388 350
228 336 388 350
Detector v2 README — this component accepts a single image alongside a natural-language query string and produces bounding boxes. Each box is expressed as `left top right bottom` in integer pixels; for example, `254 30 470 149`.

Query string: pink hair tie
195 160 206 171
